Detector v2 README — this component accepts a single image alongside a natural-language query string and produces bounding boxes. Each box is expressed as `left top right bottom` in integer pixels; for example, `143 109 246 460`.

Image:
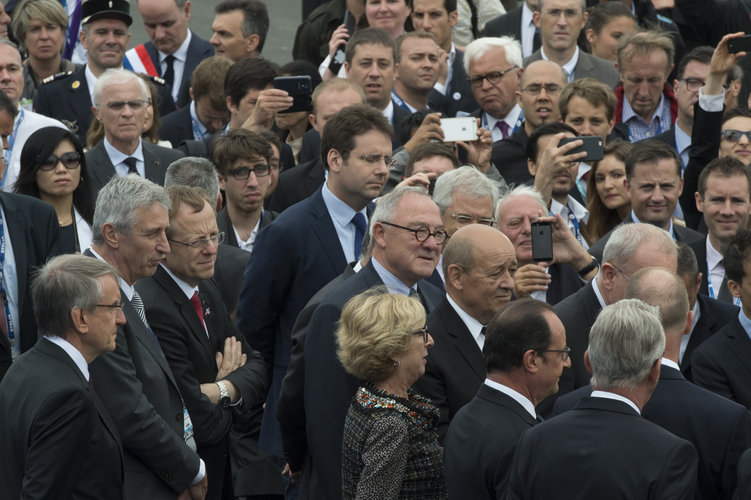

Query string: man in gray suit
523 0 619 88
86 69 184 198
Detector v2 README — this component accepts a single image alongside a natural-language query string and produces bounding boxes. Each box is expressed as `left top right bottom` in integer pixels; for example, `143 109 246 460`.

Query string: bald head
443 225 517 324
520 60 567 88
624 267 690 358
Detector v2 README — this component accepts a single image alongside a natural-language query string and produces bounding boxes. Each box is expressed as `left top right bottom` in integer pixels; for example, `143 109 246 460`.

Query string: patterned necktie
351 212 367 261
496 121 510 140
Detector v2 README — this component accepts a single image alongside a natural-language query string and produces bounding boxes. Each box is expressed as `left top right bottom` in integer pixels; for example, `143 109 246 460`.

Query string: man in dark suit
87 175 207 500
483 1 538 58
303 186 445 499
0 191 61 380
508 298 699 499
0 255 124 499
236 104 392 471
34 0 175 144
414 224 516 442
675 242 738 382
128 0 214 108
159 56 232 147
137 186 272 500
693 229 751 409
522 0 619 88
556 267 751 500
444 299 570 500
411 0 478 117
268 79 366 213
588 140 706 265
549 223 678 416
86 69 184 197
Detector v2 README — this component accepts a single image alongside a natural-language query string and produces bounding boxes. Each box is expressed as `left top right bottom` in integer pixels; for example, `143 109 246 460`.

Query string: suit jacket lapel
310 190 347 272
142 143 164 185
439 299 485 379
88 142 117 188
0 195 27 317
574 52 595 79
478 384 536 426
729 321 751 377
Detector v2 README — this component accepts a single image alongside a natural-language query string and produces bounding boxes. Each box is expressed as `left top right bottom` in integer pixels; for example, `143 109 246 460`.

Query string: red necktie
189 292 206 333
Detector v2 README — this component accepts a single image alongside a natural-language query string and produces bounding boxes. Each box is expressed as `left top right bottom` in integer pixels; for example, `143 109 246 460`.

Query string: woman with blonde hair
338 287 445 499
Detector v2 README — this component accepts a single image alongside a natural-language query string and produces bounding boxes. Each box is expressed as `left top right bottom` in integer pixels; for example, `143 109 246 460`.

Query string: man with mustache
391 32 440 112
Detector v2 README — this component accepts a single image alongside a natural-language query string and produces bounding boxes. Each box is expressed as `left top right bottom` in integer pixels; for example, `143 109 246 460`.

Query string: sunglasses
39 152 81 171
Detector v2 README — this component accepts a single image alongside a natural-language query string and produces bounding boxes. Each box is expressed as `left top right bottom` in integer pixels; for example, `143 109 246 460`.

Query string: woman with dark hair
584 140 632 245
585 2 636 63
15 126 94 253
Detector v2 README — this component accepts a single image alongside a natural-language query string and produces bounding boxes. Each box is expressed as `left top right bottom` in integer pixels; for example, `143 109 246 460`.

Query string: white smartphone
440 117 477 142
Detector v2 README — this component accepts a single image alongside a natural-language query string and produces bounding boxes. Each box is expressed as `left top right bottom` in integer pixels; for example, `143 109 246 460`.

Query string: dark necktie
163 54 175 90
533 27 542 53
718 260 734 303
351 212 367 260
496 121 510 140
479 326 486 350
189 291 207 333
123 157 139 175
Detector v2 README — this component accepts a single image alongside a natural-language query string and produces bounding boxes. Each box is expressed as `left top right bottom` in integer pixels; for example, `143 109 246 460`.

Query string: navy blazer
267 157 325 214
158 106 192 147
681 294 738 382
304 260 443 500
137 33 214 108
444 384 536 500
554 364 751 500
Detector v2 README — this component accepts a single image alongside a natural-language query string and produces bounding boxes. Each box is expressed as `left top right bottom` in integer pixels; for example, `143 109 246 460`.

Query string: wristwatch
216 380 230 408
577 256 599 277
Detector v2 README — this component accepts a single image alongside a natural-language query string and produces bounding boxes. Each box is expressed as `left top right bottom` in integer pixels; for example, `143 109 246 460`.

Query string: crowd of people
0 0 750 498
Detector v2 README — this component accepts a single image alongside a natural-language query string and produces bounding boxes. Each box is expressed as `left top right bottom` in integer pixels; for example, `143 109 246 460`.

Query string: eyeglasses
468 66 518 88
721 129 751 143
613 264 631 281
95 302 124 314
228 164 271 180
412 325 429 344
380 221 448 244
358 153 397 169
39 151 81 171
679 77 705 91
538 346 571 361
520 83 562 95
169 232 225 251
447 211 496 226
103 99 149 112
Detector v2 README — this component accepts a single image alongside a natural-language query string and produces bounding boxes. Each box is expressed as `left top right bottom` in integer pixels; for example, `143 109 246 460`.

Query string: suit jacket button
176 413 182 421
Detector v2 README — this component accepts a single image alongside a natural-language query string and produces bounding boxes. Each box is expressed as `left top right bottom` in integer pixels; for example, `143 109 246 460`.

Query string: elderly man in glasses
136 185 269 500
86 68 184 198
212 129 279 255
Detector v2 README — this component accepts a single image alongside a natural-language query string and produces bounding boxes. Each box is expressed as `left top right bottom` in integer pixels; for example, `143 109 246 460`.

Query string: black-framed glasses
169 232 225 250
468 66 518 88
721 129 751 143
538 346 571 361
447 211 496 226
613 264 631 281
412 325 429 344
103 99 149 112
380 221 448 244
228 164 271 180
95 302 124 314
679 77 704 91
39 151 81 171
520 83 562 95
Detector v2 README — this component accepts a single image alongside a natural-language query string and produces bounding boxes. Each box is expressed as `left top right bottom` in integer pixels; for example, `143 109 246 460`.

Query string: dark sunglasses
39 152 81 171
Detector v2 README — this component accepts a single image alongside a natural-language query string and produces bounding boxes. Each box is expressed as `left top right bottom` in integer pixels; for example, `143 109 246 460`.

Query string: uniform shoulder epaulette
42 71 73 84
144 74 166 86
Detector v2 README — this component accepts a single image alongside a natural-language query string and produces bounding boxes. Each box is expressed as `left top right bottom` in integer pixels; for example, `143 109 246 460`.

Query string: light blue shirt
630 210 675 239
372 256 413 296
321 182 367 263
103 137 145 178
737 308 751 342
675 125 691 168
2 206 18 359
189 100 208 140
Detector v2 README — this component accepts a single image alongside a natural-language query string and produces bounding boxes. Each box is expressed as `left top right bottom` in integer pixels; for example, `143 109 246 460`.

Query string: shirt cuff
192 459 206 485
231 397 243 407
433 82 447 95
698 88 725 112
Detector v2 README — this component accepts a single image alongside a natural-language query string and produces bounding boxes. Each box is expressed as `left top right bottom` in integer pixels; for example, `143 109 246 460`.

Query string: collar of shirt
706 235 723 273
189 100 208 139
371 256 413 296
674 124 691 162
486 104 522 141
234 212 263 253
577 161 591 182
104 137 145 176
738 308 751 342
436 253 445 283
541 46 578 82
446 293 485 348
161 264 198 300
85 64 99 104
630 210 674 239
521 2 535 57
592 275 608 309
160 30 191 102
445 43 456 89
622 91 666 127
321 181 364 235
589 390 641 414
660 357 680 371
484 378 537 419
550 195 590 224
382 99 395 125
160 30 191 66
680 299 700 363
44 335 90 381
88 246 135 300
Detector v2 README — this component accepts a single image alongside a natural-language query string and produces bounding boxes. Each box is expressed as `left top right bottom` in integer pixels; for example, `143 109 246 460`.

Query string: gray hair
624 268 689 334
370 185 430 240
495 185 547 223
32 254 120 337
602 223 677 268
93 68 149 107
92 175 171 244
432 166 501 215
165 157 221 209
588 298 665 390
464 36 523 75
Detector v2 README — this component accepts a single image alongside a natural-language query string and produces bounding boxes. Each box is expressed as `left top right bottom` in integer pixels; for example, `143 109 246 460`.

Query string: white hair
93 68 148 107
463 36 523 75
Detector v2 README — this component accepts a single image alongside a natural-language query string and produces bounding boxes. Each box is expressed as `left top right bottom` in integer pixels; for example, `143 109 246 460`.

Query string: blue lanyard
706 269 741 306
191 116 206 141
391 91 412 112
2 110 24 188
0 212 16 355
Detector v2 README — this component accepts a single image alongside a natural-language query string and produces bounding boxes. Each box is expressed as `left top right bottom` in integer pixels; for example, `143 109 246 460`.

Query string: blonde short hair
336 287 425 381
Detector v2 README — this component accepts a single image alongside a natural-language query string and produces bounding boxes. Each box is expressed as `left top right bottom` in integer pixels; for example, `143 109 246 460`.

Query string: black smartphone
273 75 313 114
559 136 604 162
728 35 751 54
328 10 356 74
531 221 553 262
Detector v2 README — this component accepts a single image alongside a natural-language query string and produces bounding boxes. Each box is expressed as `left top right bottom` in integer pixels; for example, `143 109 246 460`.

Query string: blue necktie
352 212 367 260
